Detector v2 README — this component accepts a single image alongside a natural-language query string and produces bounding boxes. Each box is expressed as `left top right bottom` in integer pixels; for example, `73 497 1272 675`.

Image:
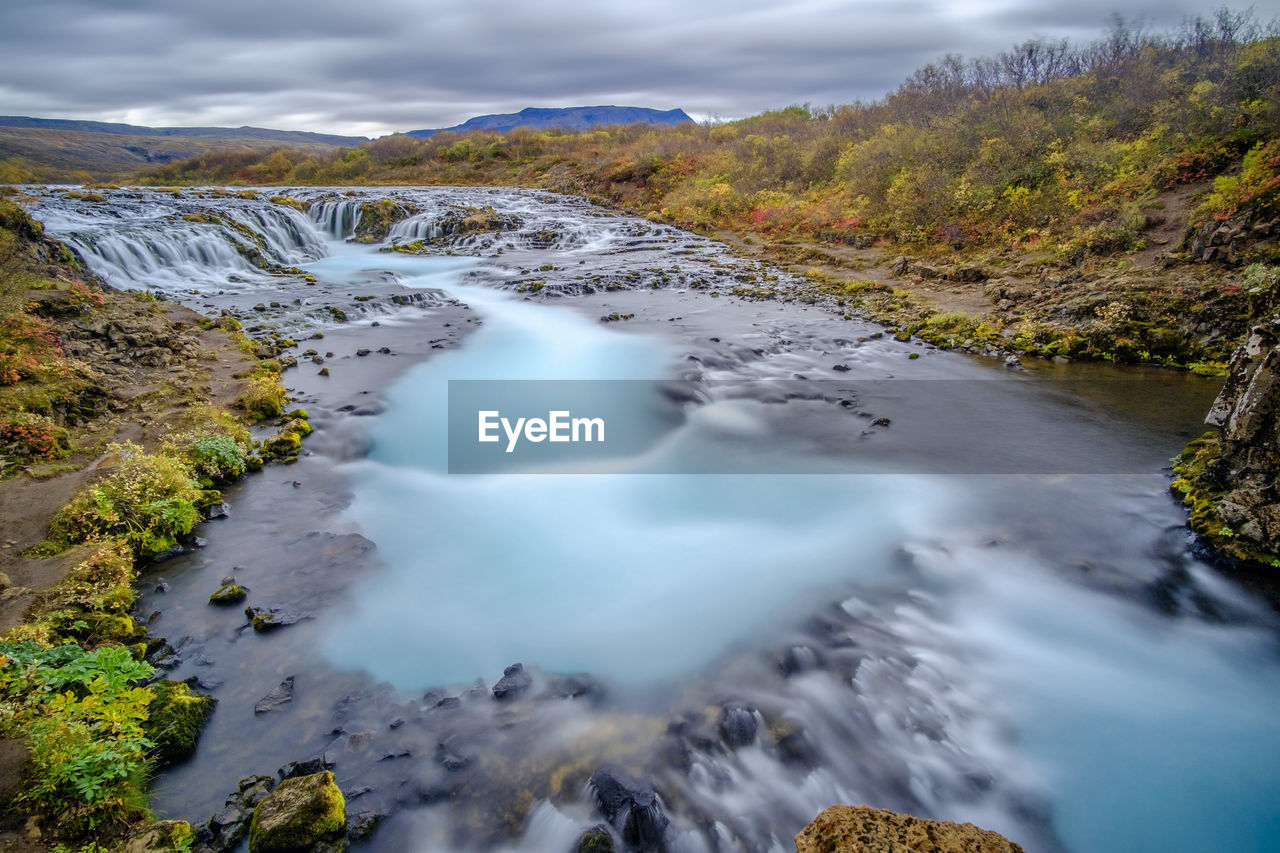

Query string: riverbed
30 186 1280 853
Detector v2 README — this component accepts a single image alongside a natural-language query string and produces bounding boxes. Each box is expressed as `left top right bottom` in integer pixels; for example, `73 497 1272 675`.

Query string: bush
0 410 68 467
48 442 200 556
0 641 155 834
234 376 287 422
163 409 251 484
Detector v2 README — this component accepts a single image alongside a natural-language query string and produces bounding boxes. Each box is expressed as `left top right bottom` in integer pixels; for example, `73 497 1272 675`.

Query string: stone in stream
719 705 759 748
247 771 346 853
574 824 615 852
209 582 247 605
143 680 216 768
254 677 295 715
588 770 669 852
491 662 532 700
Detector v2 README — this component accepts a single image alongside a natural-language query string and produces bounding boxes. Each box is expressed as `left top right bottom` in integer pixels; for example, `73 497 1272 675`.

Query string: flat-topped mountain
406 106 693 138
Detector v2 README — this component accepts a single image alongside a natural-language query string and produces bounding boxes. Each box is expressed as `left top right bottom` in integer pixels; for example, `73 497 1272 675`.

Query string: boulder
121 820 195 853
492 662 532 701
589 771 669 852
144 680 216 767
794 805 1024 853
575 824 616 852
248 771 346 853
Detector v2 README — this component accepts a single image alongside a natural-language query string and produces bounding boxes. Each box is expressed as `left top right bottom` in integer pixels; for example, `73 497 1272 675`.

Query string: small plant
234 375 287 421
0 411 68 465
0 641 156 834
47 442 200 556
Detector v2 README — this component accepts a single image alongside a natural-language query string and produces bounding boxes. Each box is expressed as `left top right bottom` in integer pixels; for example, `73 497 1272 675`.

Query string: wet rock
356 348 371 357
247 771 346 853
346 811 383 842
254 677 295 714
720 705 758 748
795 805 1024 852
574 824 616 852
144 680 216 767
245 606 299 632
278 755 334 780
209 583 247 605
1004 355 1021 368
832 363 851 372
589 771 669 852
492 662 532 701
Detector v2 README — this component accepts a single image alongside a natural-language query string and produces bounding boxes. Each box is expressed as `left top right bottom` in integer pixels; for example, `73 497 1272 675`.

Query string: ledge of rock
794 805 1024 853
1174 317 1280 566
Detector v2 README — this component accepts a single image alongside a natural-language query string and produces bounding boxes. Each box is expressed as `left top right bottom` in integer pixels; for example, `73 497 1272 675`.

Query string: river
29 186 1280 853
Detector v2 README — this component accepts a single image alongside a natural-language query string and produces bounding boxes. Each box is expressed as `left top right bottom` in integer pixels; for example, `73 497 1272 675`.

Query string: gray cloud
0 0 1245 136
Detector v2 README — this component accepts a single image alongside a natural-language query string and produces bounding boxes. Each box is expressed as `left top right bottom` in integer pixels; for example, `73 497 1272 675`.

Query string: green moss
209 584 247 605
143 680 216 768
248 771 346 853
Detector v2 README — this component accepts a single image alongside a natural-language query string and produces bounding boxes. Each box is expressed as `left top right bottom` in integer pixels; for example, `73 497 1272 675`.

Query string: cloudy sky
0 0 1260 138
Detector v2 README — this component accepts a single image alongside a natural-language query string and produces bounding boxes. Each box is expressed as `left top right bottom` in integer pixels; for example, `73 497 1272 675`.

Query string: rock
254 677 295 714
720 705 758 748
346 811 383 842
209 583 247 605
889 256 912 276
245 606 298 632
248 771 346 853
1004 355 1021 368
0 572 10 589
278 755 334 780
832 363 851 372
121 820 195 853
144 680 216 767
795 805 1024 852
1176 318 1280 563
589 771 669 852
492 662 532 701
575 824 615 852
356 348 371 357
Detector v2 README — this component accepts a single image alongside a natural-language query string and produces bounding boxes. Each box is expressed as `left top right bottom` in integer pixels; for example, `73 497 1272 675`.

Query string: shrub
0 641 156 834
0 411 68 466
234 375 287 422
48 442 200 556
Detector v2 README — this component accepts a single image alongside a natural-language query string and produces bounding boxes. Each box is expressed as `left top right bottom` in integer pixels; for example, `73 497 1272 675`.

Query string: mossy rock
260 430 302 461
121 820 195 853
575 825 615 852
281 417 312 438
210 583 247 605
144 680 216 767
283 408 310 421
248 770 346 853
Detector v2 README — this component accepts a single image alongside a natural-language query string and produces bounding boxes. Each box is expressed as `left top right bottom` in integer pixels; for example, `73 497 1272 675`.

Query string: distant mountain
0 117 367 181
406 106 693 138
0 117 367 147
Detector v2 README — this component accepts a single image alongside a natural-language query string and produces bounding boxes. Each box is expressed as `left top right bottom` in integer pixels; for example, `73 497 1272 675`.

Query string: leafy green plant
0 641 155 833
47 442 200 556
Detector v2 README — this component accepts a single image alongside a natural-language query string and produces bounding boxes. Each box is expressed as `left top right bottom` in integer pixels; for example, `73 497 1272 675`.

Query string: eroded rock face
247 770 346 853
794 805 1024 853
1174 318 1280 564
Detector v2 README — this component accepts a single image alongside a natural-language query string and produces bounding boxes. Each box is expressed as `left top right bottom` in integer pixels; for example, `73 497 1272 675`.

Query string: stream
29 186 1280 853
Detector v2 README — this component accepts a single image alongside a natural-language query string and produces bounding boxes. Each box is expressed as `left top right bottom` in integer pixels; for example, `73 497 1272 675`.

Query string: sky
0 0 1269 138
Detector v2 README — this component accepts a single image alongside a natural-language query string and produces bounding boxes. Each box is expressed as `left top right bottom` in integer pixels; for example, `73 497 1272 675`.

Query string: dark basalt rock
254 677 295 715
278 755 334 780
492 662 532 701
589 771 669 852
720 705 758 748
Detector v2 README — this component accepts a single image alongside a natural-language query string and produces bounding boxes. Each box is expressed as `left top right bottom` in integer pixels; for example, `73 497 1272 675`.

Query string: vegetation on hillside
140 11 1279 260
0 195 302 847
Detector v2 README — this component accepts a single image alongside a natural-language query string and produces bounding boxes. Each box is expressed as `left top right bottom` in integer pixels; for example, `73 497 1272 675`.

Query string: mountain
0 117 368 181
406 106 693 138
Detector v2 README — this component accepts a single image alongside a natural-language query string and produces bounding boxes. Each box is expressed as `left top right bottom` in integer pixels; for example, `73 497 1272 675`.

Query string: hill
0 117 368 182
406 106 693 138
